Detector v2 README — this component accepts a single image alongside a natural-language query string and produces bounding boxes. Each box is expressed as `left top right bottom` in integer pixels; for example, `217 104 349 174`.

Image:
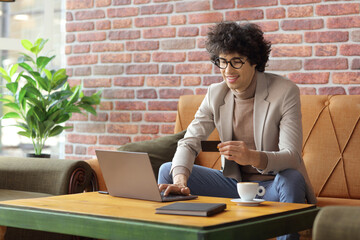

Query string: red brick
66 68 73 77
87 146 117 156
147 76 181 86
137 89 157 99
158 89 194 99
175 1 210 13
214 0 235 9
101 53 132 63
316 3 360 16
143 27 176 39
135 16 168 27
134 0 150 4
90 112 109 122
115 101 146 110
96 20 111 30
183 76 201 86
288 6 313 18
140 125 159 134
266 8 285 19
148 101 179 111
107 124 138 134
67 79 81 88
171 15 186 25
132 113 142 122
92 43 124 52
113 0 131 5
107 7 139 18
271 46 312 57
327 16 360 29
141 4 173 15
264 34 302 44
315 45 337 56
109 30 140 40
304 58 348 70
84 78 112 88
67 55 98 65
99 136 131 145
75 123 106 133
288 72 329 84
189 12 223 24
110 112 131 122
100 101 113 110
299 87 316 95
176 64 212 74
75 10 105 20
73 44 91 54
66 12 73 21
96 0 111 7
281 19 324 30
66 34 75 43
126 41 159 51
178 27 199 37
352 59 360 70
114 76 145 86
197 38 207 48
113 19 132 28
134 53 150 62
340 44 360 56
73 67 89 76
144 113 177 122
225 10 263 21
352 30 360 41
66 22 94 32
161 65 174 74
203 76 223 86
266 60 302 71
280 0 320 4
332 72 360 84
75 146 87 155
103 89 135 99
188 51 210 61
78 32 106 42
133 136 152 142
153 52 186 62
305 31 348 43
153 0 171 2
94 65 124 75
237 0 277 8
161 39 196 50
65 46 72 55
255 21 279 32
67 134 97 144
126 64 158 74
70 113 88 121
65 144 73 154
318 87 346 95
160 125 174 134
200 25 213 37
66 0 94 10
349 87 360 95
196 88 208 95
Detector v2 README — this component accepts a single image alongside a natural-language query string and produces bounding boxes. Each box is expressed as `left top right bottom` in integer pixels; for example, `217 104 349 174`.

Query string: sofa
87 94 360 207
0 156 95 240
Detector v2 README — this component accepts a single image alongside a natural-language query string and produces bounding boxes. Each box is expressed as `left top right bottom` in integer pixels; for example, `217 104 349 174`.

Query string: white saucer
231 198 265 206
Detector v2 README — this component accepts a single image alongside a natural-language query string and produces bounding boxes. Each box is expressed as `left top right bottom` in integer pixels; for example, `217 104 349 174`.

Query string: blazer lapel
219 90 234 142
254 72 270 151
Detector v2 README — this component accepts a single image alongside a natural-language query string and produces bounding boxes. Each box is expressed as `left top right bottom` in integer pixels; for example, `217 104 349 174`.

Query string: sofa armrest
313 206 360 240
0 156 93 195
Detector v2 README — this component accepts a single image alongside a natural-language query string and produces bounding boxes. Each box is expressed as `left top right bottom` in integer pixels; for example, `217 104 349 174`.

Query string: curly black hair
206 22 271 72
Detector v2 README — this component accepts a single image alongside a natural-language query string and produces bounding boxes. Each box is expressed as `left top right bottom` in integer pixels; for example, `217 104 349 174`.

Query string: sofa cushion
117 130 186 179
0 189 52 201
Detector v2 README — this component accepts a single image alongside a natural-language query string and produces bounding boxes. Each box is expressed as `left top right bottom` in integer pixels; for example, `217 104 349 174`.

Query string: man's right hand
158 174 190 196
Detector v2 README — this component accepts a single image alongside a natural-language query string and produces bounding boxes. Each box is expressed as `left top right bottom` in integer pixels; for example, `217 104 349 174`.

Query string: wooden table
0 192 318 240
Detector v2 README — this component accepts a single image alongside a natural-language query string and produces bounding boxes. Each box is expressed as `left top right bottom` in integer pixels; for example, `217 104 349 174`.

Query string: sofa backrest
174 94 360 200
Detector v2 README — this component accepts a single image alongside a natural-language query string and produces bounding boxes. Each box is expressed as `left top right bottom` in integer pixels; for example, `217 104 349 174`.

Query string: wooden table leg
0 226 6 240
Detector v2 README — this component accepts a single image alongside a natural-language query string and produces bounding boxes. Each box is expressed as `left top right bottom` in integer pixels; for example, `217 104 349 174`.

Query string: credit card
201 141 221 152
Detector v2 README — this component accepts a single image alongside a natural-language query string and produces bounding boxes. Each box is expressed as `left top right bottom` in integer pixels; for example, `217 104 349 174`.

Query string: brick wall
65 0 360 159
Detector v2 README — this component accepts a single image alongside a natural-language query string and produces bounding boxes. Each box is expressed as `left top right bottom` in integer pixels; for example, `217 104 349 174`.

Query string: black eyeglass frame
212 57 247 69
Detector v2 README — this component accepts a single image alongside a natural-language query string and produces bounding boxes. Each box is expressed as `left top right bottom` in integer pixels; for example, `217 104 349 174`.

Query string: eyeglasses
213 57 247 69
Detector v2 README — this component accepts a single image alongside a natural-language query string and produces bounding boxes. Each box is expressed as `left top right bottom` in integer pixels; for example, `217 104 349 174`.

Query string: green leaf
18 53 35 64
67 85 81 106
9 64 18 77
3 103 20 112
21 39 33 51
49 125 64 137
19 62 33 72
21 74 37 86
17 131 31 138
78 104 97 115
33 106 46 121
54 114 70 124
0 97 13 103
36 56 55 70
43 69 52 80
0 67 8 77
1 112 21 120
6 82 18 95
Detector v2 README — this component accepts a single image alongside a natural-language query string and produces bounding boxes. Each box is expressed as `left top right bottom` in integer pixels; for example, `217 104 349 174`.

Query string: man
158 22 316 239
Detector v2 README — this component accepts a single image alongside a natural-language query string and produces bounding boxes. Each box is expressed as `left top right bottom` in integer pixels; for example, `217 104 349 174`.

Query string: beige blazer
171 71 316 204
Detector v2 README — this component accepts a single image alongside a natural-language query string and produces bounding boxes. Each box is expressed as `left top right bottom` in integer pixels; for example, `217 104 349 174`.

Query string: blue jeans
158 162 306 240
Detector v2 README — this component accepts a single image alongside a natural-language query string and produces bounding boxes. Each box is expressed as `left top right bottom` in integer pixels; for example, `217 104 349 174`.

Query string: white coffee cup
237 182 265 201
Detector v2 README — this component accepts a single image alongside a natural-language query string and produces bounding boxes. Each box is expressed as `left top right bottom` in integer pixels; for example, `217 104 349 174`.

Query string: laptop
95 150 198 202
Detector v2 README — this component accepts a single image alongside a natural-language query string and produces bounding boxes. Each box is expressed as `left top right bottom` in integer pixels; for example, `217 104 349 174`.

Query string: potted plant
0 38 101 157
